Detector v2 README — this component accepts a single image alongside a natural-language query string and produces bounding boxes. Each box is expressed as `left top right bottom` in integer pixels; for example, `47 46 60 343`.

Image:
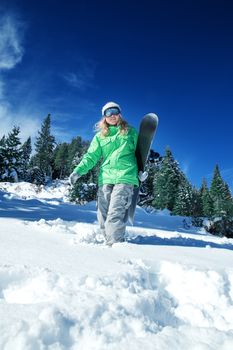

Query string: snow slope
0 181 233 350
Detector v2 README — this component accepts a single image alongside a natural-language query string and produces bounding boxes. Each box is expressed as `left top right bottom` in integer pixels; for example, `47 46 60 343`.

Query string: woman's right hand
69 172 81 186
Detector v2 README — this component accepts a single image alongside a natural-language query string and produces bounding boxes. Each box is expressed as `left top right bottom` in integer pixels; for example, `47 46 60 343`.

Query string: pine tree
139 150 162 208
0 136 6 180
69 166 98 204
210 165 232 217
191 187 204 226
69 178 97 204
34 114 56 178
152 147 182 211
19 137 32 181
173 175 194 216
27 166 46 186
53 142 69 179
206 165 233 237
200 178 213 218
2 126 22 182
68 136 89 173
68 142 99 203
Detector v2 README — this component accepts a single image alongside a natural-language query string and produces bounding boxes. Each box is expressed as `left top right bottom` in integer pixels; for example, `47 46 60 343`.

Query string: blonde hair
95 115 129 137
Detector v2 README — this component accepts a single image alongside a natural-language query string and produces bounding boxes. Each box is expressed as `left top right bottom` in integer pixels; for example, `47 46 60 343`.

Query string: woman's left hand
138 171 148 182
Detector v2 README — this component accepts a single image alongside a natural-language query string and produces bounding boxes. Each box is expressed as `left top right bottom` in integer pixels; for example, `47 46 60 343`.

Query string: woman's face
105 114 120 125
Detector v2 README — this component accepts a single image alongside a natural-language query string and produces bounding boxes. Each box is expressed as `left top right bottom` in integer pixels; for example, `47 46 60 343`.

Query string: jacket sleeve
131 127 138 149
73 134 102 176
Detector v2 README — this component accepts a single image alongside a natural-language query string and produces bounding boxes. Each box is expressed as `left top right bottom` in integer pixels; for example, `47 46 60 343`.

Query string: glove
69 172 81 186
138 171 148 182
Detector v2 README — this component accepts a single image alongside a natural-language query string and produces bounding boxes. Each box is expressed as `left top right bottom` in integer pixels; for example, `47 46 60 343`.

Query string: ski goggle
104 107 121 117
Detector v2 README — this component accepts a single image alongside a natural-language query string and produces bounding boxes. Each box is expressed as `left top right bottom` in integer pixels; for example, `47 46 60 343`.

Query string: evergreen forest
1 114 233 237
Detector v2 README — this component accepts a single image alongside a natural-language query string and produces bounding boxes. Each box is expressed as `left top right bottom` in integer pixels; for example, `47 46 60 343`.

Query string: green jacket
74 125 139 187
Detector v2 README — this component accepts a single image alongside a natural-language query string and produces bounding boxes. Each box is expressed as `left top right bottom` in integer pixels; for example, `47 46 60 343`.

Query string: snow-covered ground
0 181 233 350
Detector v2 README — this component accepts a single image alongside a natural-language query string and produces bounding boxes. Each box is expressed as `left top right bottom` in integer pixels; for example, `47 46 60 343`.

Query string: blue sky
0 0 233 190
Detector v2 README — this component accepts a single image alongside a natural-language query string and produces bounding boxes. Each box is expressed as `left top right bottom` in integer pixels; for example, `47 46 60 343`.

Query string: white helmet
102 101 121 116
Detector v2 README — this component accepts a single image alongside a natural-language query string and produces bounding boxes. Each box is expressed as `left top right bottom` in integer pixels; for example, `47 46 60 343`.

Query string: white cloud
64 72 88 89
0 13 97 146
0 13 41 142
63 60 97 91
0 14 24 70
0 103 41 141
0 78 5 98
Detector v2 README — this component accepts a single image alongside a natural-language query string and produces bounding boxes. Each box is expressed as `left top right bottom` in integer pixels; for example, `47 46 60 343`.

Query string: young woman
69 101 140 245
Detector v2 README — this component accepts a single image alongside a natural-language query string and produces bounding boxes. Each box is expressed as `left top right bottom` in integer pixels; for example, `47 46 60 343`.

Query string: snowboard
128 113 159 225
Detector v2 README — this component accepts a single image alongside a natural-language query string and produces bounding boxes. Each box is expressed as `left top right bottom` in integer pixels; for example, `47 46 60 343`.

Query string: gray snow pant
97 184 134 244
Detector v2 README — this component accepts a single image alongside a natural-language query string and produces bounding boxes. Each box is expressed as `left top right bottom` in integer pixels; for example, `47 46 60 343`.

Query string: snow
0 181 233 350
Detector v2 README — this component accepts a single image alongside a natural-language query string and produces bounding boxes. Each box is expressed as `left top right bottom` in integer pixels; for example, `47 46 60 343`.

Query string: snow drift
0 181 233 350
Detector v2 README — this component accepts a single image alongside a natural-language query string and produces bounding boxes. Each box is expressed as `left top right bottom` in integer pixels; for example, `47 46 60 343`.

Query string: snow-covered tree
139 150 162 208
27 166 46 185
200 178 213 218
69 150 99 204
69 163 98 204
1 126 22 182
53 142 69 179
191 187 203 218
205 165 233 237
19 137 32 181
68 136 89 174
69 179 97 204
210 165 233 217
34 114 56 178
172 176 193 216
152 147 182 211
0 136 6 180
